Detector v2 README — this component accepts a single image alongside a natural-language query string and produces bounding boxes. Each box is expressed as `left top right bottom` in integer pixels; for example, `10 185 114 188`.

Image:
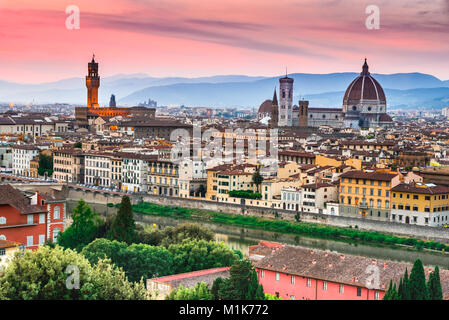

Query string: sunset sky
1 0 449 83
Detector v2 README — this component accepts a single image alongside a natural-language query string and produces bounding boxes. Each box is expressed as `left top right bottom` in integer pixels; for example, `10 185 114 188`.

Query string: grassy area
132 202 449 253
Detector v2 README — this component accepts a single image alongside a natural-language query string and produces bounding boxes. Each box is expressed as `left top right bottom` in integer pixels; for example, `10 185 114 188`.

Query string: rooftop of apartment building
391 182 449 194
250 241 449 298
340 170 398 181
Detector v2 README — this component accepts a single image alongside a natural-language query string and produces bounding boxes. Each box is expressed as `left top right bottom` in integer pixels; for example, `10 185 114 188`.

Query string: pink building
250 241 449 300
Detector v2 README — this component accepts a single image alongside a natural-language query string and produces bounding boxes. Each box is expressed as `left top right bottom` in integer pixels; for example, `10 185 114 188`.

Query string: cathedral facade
258 59 393 130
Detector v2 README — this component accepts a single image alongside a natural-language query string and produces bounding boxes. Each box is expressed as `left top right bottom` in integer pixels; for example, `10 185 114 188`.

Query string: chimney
328 263 333 268
340 254 345 260
310 250 315 255
312 259 316 265
372 259 377 265
282 265 288 271
324 252 329 257
383 263 387 270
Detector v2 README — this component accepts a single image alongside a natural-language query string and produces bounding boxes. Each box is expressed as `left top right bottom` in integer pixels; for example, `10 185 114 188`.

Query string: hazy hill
1 72 448 109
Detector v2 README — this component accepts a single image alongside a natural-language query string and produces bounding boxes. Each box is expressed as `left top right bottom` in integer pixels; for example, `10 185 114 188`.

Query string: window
0 235 5 240
323 281 327 291
39 213 45 224
54 206 60 220
0 248 5 256
261 270 264 278
291 275 295 284
39 234 45 245
0 217 6 225
374 291 379 300
357 287 362 297
339 284 344 294
306 278 311 287
27 236 33 247
27 214 33 225
276 272 280 281
53 228 60 243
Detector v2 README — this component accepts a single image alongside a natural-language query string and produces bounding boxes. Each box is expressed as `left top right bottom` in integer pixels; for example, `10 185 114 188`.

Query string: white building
84 153 112 187
12 145 40 176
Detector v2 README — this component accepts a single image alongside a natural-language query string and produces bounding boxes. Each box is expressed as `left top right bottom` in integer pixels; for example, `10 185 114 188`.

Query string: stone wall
66 186 449 244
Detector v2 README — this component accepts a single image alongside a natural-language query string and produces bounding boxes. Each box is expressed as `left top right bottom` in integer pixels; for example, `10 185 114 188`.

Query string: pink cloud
0 0 448 83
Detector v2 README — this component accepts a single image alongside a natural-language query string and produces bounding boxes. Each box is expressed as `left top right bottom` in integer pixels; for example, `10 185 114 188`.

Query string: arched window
0 235 6 240
352 106 357 111
0 217 6 225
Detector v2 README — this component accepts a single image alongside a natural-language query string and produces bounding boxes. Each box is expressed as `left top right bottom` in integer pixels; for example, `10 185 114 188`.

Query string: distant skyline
1 0 449 83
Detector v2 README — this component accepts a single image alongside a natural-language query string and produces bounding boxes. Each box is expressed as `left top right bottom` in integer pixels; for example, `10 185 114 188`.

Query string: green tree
168 239 239 275
409 259 428 300
108 196 136 244
58 199 101 251
427 266 443 300
38 153 53 176
252 167 264 193
0 246 148 300
74 142 82 148
166 282 213 300
81 238 174 283
212 259 265 300
398 268 411 300
160 223 214 247
383 280 399 300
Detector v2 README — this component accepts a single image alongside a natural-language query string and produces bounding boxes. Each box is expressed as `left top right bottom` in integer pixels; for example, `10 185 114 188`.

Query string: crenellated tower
86 55 100 108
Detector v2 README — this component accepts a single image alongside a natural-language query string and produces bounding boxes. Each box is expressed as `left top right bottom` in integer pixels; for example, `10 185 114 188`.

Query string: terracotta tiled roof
0 185 46 214
340 170 398 181
253 244 449 297
391 183 449 194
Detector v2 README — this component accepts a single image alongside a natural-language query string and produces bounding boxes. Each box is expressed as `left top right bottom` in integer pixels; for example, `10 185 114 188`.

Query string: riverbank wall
65 186 449 244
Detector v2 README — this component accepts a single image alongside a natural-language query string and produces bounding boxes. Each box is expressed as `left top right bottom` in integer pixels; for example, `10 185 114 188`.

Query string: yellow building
0 240 22 272
390 183 449 227
339 170 400 221
205 163 257 201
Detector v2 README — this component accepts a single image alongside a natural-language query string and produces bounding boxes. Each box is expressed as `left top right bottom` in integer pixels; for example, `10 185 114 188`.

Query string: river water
68 201 449 268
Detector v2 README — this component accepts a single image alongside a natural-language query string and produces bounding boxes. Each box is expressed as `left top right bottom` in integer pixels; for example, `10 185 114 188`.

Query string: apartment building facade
391 182 449 227
339 170 400 221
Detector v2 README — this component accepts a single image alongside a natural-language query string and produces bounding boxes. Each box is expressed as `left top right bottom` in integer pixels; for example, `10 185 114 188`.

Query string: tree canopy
81 238 174 283
211 259 265 300
58 199 101 252
0 246 148 300
108 196 137 244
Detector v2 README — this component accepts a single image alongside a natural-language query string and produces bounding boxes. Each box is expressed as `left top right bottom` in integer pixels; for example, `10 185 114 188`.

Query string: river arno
68 201 449 269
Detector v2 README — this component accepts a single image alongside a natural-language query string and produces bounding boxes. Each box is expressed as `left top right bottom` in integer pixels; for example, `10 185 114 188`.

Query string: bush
228 190 262 200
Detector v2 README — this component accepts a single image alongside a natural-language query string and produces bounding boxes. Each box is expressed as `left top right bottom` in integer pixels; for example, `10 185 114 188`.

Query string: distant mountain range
1 72 449 110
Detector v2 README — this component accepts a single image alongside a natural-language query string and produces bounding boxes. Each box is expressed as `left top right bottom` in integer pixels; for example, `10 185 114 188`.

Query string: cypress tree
428 266 443 300
383 280 393 300
108 196 136 244
409 259 428 300
403 269 411 300
390 283 399 300
384 280 399 300
397 276 404 300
